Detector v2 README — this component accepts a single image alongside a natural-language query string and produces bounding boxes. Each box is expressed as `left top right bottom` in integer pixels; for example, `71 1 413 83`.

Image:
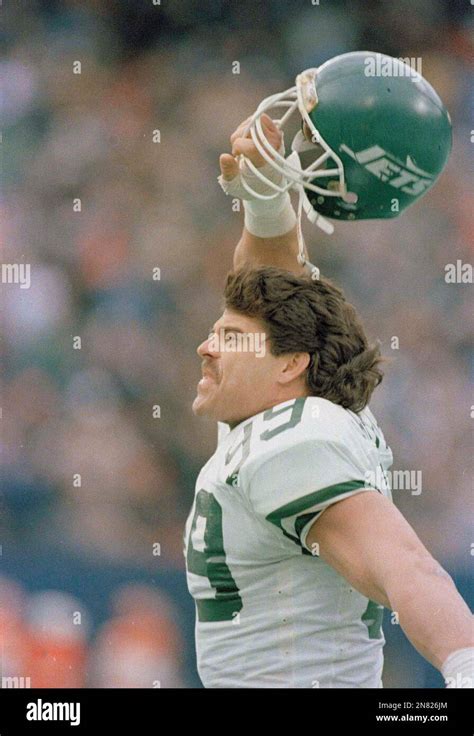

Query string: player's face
193 309 286 426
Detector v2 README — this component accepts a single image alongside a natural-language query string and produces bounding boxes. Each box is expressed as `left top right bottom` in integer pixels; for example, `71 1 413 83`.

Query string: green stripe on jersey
266 480 368 526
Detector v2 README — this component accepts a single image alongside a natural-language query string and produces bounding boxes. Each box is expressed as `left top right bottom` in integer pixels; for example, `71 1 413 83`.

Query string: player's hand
219 114 283 181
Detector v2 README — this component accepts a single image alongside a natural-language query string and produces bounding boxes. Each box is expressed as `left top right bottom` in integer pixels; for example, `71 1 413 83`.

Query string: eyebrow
209 325 245 334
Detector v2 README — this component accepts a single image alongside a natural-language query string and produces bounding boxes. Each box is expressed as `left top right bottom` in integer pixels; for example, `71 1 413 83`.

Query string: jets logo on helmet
239 51 452 232
340 144 434 198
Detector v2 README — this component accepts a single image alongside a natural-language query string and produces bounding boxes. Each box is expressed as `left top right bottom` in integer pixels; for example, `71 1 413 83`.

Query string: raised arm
232 226 301 274
218 114 307 276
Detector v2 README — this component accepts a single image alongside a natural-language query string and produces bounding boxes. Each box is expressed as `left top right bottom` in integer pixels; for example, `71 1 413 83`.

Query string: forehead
213 309 265 332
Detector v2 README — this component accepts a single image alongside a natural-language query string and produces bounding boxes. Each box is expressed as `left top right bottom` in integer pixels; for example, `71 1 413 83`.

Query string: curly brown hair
223 266 384 413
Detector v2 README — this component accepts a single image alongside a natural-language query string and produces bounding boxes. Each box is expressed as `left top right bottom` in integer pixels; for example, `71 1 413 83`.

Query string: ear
278 352 311 385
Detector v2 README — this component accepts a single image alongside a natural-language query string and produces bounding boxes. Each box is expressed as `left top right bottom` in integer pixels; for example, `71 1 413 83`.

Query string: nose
197 335 219 358
197 339 208 358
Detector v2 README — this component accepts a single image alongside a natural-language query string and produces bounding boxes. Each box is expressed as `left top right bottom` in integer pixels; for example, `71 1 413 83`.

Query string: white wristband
441 647 474 688
243 192 296 238
218 139 296 238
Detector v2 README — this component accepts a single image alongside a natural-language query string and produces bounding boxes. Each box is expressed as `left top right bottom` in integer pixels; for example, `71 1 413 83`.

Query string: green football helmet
241 51 452 235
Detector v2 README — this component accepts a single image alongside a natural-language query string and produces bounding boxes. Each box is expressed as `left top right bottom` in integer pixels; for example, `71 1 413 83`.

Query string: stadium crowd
1 0 472 687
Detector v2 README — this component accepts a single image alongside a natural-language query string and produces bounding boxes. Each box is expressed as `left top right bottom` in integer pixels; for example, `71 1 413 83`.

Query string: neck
225 388 310 429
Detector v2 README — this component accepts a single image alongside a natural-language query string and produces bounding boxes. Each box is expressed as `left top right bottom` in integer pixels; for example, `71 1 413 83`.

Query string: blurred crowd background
1 0 472 688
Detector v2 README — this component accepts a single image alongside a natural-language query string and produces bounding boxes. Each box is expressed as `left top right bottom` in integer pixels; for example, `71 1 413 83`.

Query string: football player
184 52 473 688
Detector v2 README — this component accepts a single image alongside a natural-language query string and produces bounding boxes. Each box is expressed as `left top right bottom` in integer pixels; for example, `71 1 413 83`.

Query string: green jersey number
362 599 384 639
186 489 243 622
188 399 307 621
260 397 306 441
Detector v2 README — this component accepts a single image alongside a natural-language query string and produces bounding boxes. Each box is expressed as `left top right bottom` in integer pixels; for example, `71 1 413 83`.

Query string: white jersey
184 396 393 688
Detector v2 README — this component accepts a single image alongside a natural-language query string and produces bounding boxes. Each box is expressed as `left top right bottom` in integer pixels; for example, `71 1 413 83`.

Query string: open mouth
198 370 219 390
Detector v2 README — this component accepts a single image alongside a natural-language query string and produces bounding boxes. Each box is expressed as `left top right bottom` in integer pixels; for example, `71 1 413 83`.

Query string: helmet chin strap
295 188 321 282
288 132 334 235
284 138 334 281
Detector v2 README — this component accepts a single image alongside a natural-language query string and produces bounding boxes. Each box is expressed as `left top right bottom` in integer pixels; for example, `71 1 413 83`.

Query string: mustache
201 361 220 380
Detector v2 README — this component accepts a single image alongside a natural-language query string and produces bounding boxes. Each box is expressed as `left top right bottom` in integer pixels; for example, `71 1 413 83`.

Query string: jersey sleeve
245 437 379 553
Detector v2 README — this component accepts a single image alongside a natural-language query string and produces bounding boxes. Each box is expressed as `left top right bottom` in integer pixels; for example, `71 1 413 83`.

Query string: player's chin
192 391 215 417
